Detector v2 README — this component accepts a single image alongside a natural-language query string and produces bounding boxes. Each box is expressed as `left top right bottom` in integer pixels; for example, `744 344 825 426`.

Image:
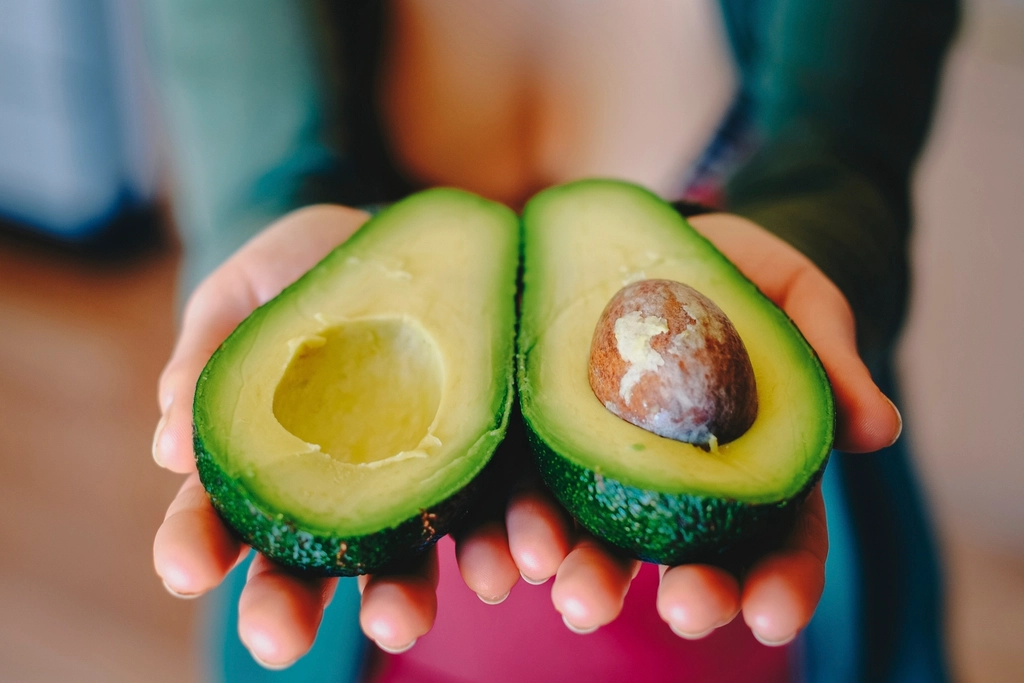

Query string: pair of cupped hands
152 204 902 669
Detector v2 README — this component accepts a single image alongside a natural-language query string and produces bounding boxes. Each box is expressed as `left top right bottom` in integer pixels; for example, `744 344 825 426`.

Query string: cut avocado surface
518 180 834 565
194 189 519 575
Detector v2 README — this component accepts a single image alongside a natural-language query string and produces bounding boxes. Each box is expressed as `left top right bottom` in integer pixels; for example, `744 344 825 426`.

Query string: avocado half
518 180 834 566
194 189 519 576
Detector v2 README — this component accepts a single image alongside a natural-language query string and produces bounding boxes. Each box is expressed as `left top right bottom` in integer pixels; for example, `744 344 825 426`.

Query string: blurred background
0 0 1021 681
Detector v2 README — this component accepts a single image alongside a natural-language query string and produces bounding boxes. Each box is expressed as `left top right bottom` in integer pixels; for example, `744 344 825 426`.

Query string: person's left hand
452 212 902 646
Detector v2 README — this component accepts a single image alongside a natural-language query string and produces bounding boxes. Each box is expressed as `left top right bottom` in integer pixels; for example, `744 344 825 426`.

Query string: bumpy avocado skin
527 419 826 567
195 428 482 576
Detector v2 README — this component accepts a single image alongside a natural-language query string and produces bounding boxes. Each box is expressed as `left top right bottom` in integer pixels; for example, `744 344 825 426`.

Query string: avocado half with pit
194 189 519 576
518 180 834 566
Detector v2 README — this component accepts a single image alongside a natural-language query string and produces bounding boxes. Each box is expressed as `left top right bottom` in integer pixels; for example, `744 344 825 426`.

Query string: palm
152 208 900 666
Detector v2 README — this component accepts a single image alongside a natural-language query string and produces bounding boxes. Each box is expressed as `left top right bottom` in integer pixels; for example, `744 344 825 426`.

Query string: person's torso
365 5 789 682
380 0 737 207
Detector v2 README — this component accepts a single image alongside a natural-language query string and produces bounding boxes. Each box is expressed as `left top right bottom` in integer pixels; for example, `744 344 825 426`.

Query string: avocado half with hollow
194 189 519 576
518 180 834 566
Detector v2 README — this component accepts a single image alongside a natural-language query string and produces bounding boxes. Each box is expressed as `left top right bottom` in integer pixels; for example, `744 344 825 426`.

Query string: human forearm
725 122 910 360
719 0 959 358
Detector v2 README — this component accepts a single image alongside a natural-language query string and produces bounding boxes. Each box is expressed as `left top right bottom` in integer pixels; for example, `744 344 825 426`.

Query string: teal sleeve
720 0 959 358
142 0 345 290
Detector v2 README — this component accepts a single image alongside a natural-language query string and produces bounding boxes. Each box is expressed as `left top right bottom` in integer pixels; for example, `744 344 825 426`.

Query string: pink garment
373 537 790 683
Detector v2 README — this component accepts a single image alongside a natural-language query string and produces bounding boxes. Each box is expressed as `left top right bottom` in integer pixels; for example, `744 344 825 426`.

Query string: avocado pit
588 279 758 447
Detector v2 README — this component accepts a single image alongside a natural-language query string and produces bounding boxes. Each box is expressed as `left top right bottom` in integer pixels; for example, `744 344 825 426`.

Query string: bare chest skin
380 0 737 208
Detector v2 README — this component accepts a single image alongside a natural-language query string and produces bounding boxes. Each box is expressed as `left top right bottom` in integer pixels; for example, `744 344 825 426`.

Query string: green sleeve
720 0 959 359
143 0 347 290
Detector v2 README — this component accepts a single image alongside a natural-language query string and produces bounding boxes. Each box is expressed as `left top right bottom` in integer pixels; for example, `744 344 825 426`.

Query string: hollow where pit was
273 318 444 466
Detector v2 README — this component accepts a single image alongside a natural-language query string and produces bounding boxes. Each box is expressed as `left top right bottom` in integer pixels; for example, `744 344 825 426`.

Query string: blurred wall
0 0 156 238
899 0 1024 554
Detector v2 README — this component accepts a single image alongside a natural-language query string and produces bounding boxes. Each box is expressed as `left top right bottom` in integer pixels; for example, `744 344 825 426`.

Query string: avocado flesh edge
518 180 834 559
193 189 518 574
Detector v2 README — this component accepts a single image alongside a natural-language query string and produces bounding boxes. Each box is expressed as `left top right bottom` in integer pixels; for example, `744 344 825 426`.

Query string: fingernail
885 396 903 446
520 571 548 586
245 632 296 670
478 590 510 605
152 411 169 467
375 638 417 654
753 631 796 647
162 579 200 600
562 614 598 635
669 623 715 640
250 652 293 671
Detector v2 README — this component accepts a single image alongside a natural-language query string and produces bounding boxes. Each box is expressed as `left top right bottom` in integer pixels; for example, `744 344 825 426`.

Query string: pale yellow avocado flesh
195 191 518 536
520 181 833 504
273 318 445 467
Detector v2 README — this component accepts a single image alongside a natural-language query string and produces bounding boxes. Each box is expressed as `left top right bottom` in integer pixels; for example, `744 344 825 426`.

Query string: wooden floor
0 236 199 682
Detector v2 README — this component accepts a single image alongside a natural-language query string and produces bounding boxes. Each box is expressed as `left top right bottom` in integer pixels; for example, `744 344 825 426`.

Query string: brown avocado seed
588 279 758 448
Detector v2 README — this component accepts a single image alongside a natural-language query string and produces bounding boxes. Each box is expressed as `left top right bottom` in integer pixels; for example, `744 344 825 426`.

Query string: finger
153 279 258 473
741 484 828 646
455 521 520 604
506 487 574 584
153 474 246 596
229 205 371 305
657 564 740 639
238 554 338 668
153 206 370 473
690 214 900 453
551 537 639 633
688 213 809 302
780 266 901 452
359 546 440 653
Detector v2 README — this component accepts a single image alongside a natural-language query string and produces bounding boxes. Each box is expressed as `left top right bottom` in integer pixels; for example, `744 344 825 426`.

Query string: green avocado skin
195 429 479 577
526 419 826 568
